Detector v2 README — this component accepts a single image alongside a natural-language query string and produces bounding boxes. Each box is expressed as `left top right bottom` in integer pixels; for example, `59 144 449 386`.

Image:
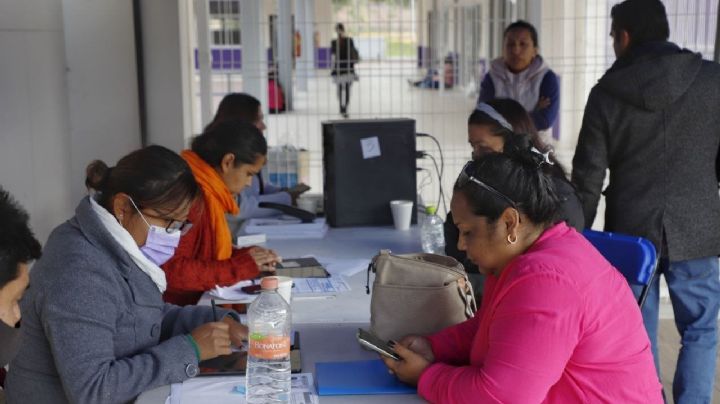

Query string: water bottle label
248 333 290 360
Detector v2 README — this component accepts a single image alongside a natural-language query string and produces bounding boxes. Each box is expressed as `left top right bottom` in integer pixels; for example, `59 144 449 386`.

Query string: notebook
275 257 330 278
315 359 416 396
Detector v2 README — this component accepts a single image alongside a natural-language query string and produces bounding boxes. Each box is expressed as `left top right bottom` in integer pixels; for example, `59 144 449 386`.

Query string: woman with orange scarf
162 120 280 305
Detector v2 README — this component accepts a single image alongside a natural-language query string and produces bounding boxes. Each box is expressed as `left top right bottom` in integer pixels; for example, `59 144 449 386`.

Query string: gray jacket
6 197 231 404
572 42 720 261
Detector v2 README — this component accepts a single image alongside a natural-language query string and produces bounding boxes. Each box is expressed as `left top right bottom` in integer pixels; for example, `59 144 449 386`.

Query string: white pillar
295 0 308 91
277 0 294 110
193 0 213 128
240 0 268 112
299 0 316 81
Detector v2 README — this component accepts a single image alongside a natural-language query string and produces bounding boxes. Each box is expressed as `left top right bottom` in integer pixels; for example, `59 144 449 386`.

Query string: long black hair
469 98 567 178
455 133 560 225
191 120 267 169
86 145 199 216
0 187 41 287
204 93 261 132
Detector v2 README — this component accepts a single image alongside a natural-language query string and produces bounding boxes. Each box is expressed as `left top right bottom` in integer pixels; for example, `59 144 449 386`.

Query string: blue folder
315 359 417 396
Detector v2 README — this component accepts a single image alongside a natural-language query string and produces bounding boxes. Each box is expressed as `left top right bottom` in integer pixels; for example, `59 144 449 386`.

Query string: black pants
337 83 351 112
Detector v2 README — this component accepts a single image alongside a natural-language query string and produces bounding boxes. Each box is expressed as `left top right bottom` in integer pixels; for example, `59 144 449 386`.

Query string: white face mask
126 197 184 266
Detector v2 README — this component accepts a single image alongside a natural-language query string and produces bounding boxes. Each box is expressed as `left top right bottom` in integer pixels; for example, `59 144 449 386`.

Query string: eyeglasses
127 197 193 235
455 161 518 209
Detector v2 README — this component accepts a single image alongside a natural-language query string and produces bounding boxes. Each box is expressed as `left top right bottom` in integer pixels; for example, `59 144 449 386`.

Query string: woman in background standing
331 23 359 118
478 20 559 134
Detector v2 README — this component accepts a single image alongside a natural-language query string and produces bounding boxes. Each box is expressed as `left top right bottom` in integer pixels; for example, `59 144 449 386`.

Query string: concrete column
140 0 193 150
277 0 294 109
294 0 308 91
296 0 316 82
193 0 213 127
240 0 268 112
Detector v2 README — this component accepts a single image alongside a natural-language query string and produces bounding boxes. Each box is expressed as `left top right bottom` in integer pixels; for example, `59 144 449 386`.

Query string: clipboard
275 257 330 278
198 332 302 376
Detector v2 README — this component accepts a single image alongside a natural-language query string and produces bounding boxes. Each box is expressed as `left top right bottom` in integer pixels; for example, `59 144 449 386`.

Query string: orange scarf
181 150 239 260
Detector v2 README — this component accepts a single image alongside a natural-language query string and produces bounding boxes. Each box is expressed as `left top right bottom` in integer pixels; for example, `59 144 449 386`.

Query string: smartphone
240 284 262 294
356 328 400 361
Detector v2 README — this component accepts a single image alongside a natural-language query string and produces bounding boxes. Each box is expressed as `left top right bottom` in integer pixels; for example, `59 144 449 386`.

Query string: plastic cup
390 200 413 231
275 276 293 304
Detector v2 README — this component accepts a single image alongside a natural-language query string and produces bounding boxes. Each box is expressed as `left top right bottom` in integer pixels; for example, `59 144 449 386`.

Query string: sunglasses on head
455 161 518 209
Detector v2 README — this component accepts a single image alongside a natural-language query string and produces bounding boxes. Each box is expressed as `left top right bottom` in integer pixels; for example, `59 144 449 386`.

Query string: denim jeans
632 256 720 404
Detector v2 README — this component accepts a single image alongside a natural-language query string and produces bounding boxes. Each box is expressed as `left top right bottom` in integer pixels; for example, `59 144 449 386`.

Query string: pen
211 299 218 322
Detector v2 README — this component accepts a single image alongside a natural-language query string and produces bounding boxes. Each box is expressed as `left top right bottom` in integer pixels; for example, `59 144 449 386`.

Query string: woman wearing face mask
478 20 559 133
383 141 662 403
161 120 281 306
6 146 246 404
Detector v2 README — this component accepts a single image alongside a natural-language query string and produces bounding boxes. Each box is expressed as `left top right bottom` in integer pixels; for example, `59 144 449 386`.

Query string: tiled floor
659 319 720 403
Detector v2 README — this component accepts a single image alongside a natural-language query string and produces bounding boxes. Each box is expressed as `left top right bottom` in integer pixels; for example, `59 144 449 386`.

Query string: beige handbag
366 250 477 341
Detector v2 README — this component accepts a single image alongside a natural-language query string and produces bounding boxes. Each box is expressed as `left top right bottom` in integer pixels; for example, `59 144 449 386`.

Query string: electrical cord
416 133 447 216
424 153 448 216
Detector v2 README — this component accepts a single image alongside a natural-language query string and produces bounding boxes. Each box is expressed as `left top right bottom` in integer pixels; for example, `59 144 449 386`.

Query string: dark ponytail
191 120 267 168
204 93 261 132
85 145 198 215
455 133 560 225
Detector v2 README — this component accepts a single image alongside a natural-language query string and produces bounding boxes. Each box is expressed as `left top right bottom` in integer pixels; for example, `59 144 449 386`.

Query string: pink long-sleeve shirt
418 222 663 403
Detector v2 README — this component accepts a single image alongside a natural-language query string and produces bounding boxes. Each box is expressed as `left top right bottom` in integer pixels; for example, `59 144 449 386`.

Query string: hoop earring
507 234 518 245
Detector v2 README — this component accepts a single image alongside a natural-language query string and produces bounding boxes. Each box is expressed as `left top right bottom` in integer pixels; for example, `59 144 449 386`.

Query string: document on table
243 217 328 240
293 276 351 297
208 280 257 303
166 373 318 404
313 256 370 278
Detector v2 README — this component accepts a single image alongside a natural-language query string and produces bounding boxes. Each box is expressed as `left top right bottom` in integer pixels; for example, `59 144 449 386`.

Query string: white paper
360 136 381 159
243 217 328 240
168 373 318 404
293 276 351 296
209 280 257 303
314 256 370 278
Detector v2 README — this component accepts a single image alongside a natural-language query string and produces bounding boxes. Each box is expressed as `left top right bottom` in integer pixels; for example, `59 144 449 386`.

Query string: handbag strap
366 250 392 294
457 275 478 318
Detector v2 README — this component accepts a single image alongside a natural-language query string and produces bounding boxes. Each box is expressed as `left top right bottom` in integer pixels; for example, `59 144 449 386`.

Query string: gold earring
507 234 518 245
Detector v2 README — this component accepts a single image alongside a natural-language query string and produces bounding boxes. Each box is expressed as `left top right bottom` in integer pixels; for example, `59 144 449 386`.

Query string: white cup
296 197 317 213
275 276 293 304
390 200 413 231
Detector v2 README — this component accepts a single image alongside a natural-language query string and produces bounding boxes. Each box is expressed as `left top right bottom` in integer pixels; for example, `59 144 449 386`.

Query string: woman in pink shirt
383 135 662 403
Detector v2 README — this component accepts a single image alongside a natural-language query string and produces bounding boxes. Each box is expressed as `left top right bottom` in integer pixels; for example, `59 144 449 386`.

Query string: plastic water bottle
246 277 292 403
421 205 445 254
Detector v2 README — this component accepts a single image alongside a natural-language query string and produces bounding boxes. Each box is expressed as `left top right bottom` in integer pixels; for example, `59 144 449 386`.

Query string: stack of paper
168 373 318 404
209 276 351 302
209 280 257 303
242 217 328 240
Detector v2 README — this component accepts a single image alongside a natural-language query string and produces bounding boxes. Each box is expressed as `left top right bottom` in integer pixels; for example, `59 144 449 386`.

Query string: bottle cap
260 276 279 290
425 205 437 215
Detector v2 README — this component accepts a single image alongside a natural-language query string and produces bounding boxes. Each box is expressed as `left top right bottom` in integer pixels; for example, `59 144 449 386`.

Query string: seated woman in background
162 120 280 305
0 187 40 399
6 146 245 404
445 99 583 297
383 141 662 403
205 93 309 219
478 20 559 132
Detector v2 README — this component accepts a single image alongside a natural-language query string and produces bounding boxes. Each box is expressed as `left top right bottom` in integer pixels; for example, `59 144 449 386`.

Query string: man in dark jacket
572 0 720 402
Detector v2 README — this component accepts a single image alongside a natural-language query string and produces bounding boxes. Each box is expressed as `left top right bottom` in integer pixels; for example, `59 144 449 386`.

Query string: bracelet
185 334 201 361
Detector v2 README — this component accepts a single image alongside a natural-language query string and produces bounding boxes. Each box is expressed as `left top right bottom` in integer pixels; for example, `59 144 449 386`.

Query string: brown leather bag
366 250 477 341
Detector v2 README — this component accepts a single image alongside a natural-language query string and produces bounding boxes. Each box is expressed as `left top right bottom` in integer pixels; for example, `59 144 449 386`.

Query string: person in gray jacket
0 187 41 403
6 146 247 404
572 0 720 402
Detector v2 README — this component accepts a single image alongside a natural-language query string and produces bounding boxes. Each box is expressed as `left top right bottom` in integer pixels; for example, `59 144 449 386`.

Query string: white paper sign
360 137 381 159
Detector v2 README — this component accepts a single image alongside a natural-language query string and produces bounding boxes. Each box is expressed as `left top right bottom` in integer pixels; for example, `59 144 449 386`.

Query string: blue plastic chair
582 229 658 308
